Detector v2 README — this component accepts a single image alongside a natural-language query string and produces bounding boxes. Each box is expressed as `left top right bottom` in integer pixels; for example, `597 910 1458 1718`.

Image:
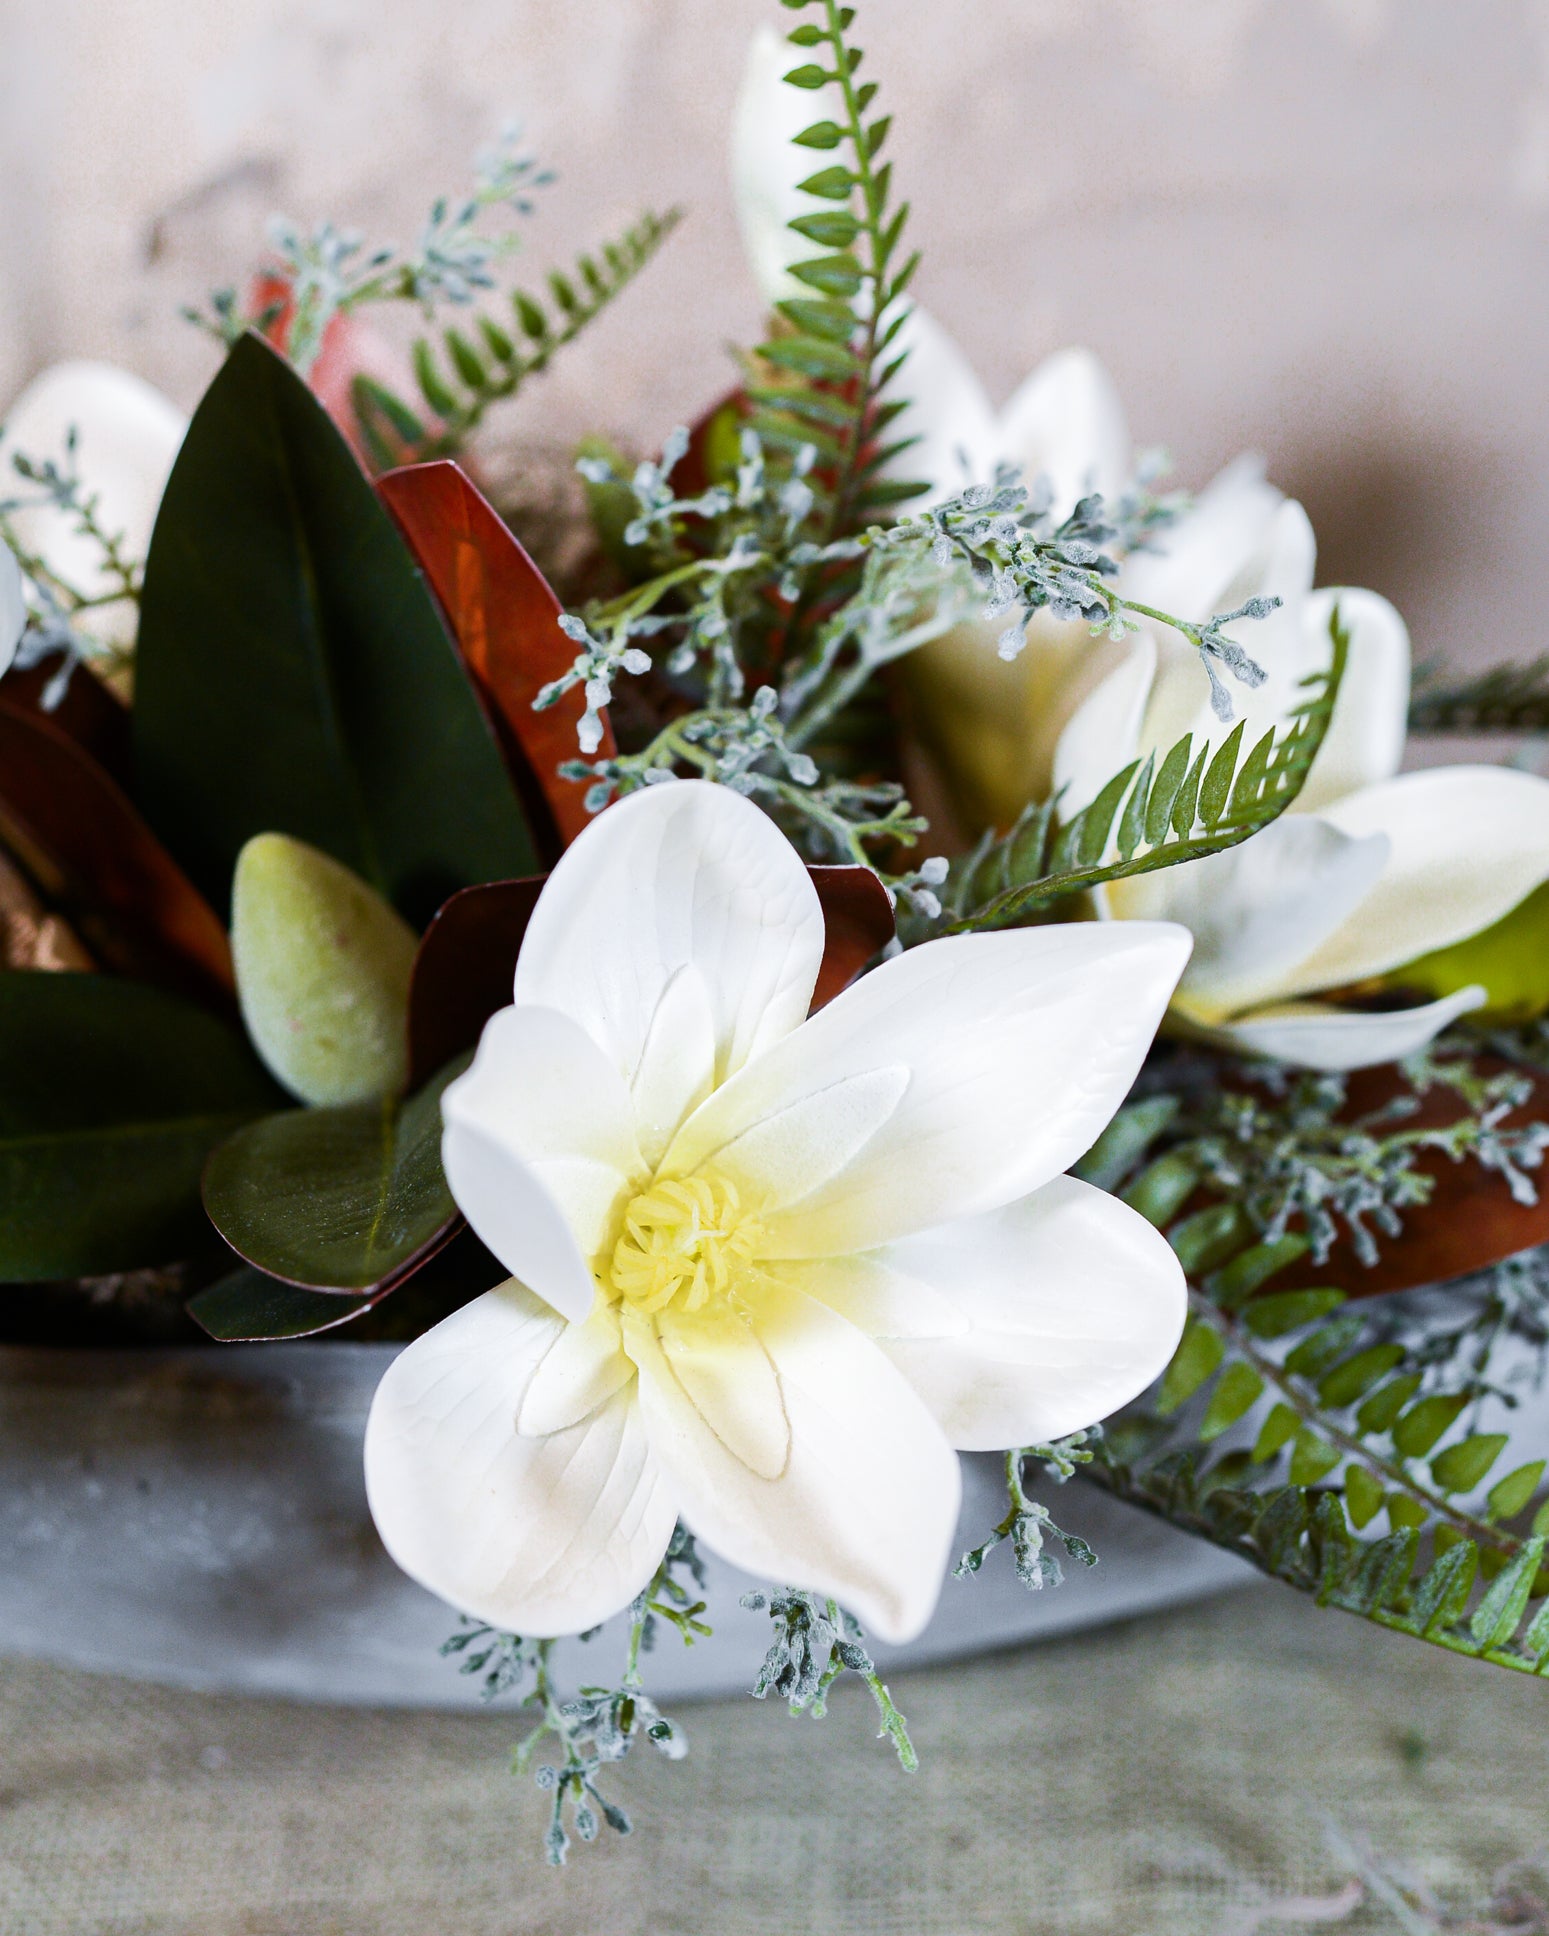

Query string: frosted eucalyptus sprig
440 1525 704 1865
185 121 554 375
0 438 145 692
742 1587 918 1772
956 1434 1101 1590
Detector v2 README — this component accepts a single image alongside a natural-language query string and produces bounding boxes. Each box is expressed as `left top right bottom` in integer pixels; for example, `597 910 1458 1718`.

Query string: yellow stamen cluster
608 1174 763 1316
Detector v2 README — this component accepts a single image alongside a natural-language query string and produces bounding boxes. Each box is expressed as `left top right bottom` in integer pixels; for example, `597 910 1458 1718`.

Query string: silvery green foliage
742 1587 918 1772
440 1525 704 1865
956 1435 1101 1591
186 122 554 375
0 435 144 699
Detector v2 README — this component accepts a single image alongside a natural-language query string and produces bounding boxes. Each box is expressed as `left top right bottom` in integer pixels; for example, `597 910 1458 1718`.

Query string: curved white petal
517 1295 634 1438
0 362 185 651
665 921 1191 1256
997 347 1131 522
731 24 842 308
1111 813 1391 1021
442 1004 644 1318
364 1283 676 1636
847 1175 1186 1449
1051 632 1156 817
882 306 1000 504
1201 986 1487 1072
628 1284 960 1643
515 780 824 1103
1288 767 1549 993
0 544 23 677
1295 588 1411 814
652 1303 789 1480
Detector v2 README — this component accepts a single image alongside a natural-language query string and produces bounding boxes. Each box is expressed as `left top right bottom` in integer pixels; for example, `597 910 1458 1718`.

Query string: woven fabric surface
1 1578 1544 1936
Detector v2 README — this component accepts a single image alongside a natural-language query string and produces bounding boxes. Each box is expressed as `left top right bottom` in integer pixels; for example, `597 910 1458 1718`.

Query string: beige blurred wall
3 0 1548 670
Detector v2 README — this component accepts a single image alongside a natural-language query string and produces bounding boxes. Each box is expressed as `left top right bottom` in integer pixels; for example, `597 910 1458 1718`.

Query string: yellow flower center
608 1174 763 1316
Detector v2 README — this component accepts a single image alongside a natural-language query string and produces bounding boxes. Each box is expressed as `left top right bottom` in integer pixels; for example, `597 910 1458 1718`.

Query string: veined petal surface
1201 986 1488 1072
1289 767 1549 992
629 1282 960 1643
665 922 1191 1256
364 1283 677 1636
997 347 1130 522
851 1175 1187 1449
515 782 825 1102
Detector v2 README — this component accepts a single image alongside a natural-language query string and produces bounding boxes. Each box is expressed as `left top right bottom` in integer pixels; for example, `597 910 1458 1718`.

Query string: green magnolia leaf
188 1268 377 1341
201 1055 468 1291
1385 878 1549 1022
134 333 539 925
232 833 416 1107
0 971 284 1279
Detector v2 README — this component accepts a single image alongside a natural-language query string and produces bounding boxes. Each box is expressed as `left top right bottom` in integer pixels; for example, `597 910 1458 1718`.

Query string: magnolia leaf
134 333 539 924
0 700 234 1008
376 461 614 851
232 833 417 1107
0 970 284 1279
1385 878 1549 1023
201 1055 467 1292
404 864 894 1090
188 1268 379 1341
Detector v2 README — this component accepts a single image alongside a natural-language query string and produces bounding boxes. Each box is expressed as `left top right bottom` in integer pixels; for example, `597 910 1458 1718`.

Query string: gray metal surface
0 1341 1249 1706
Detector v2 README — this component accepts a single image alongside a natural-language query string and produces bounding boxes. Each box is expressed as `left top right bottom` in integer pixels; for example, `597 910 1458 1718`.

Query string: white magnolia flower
365 781 1190 1643
0 360 187 653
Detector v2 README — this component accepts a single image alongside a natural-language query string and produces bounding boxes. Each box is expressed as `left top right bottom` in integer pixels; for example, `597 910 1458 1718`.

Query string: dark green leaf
1317 1344 1407 1409
1470 1536 1546 1649
788 209 862 247
1289 1428 1341 1486
1431 1433 1510 1495
1488 1461 1546 1523
1393 1393 1470 1459
1199 1361 1265 1441
1355 1372 1422 1434
202 1055 468 1291
1157 1319 1224 1414
1344 1464 1385 1528
796 165 856 201
1209 1236 1309 1311
789 254 865 297
188 1268 377 1341
1413 1540 1479 1635
1242 1287 1345 1339
1122 1151 1199 1228
1072 1095 1179 1192
782 62 833 88
794 120 845 149
135 335 538 924
1252 1402 1300 1463
0 970 284 1279
1169 1202 1252 1275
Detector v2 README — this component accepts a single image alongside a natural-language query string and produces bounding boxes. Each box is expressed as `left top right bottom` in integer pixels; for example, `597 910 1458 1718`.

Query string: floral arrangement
4 0 1549 1865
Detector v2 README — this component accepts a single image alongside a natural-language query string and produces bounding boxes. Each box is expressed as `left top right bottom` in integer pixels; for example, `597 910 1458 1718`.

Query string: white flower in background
0 360 187 653
1054 578 1549 1072
0 543 23 679
365 781 1190 1643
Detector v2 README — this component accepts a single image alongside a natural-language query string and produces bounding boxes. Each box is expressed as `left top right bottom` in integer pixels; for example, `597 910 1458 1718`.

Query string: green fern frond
1079 1089 1549 1675
941 607 1349 931
747 0 926 537
1409 654 1549 734
351 209 680 466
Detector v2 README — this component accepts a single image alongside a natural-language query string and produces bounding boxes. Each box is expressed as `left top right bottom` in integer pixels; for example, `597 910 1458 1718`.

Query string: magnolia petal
666 921 1191 1257
646 1302 790 1480
0 361 186 651
1112 812 1391 1021
1294 588 1411 814
630 1282 961 1643
1051 632 1156 817
1201 985 1488 1072
731 24 843 307
364 1282 677 1636
997 347 1130 522
514 781 824 1101
881 307 1001 505
441 1003 643 1311
776 1252 969 1340
629 962 718 1169
701 1064 910 1216
868 1175 1187 1449
1 545 24 677
1289 767 1549 992
517 1295 634 1438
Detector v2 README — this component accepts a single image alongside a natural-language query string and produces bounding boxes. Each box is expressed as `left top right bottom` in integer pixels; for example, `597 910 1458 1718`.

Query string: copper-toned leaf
0 649 131 783
1284 1059 1549 1300
406 877 544 1090
809 863 896 1008
406 859 896 1090
0 700 234 1008
377 461 612 854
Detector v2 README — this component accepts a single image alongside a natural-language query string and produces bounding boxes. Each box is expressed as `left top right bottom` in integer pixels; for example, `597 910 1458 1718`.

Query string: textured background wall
3 0 1549 670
